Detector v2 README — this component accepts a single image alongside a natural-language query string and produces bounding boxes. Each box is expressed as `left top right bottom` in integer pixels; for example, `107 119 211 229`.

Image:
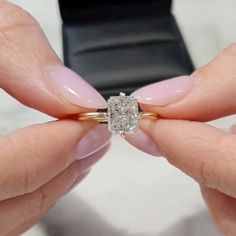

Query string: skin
1 1 236 235
0 2 110 235
138 44 236 236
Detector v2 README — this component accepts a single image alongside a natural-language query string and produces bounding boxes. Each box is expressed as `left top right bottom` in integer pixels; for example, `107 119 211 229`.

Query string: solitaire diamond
108 93 139 135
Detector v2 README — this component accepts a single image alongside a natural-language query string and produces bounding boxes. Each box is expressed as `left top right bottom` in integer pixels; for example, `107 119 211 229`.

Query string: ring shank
78 112 108 122
78 111 158 123
138 112 158 120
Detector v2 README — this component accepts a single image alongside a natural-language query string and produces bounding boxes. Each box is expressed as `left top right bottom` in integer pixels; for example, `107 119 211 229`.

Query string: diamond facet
108 93 139 135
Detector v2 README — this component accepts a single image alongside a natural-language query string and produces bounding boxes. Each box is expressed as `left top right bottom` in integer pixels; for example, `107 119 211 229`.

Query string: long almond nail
72 124 111 160
47 65 107 109
78 143 111 173
125 128 161 156
64 143 111 196
131 76 193 106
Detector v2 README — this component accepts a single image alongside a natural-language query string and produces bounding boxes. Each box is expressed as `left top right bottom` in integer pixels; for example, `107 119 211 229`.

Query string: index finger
0 1 106 117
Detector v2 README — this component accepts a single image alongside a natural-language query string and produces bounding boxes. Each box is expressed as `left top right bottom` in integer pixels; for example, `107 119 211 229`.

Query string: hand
0 1 111 235
126 44 236 235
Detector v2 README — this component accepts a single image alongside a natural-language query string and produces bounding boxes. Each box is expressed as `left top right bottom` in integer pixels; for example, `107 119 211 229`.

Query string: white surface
2 0 236 235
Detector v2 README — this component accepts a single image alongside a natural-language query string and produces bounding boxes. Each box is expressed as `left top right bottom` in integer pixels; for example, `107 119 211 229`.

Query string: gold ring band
78 111 158 123
78 112 108 122
77 92 158 135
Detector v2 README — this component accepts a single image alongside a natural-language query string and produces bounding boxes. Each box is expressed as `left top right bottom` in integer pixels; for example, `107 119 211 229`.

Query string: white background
2 0 236 235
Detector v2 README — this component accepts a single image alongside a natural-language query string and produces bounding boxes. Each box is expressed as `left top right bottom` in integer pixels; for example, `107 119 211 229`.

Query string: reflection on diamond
108 93 138 134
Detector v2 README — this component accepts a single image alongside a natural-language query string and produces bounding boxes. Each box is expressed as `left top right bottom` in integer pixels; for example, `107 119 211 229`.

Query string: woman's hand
126 44 236 235
0 1 111 235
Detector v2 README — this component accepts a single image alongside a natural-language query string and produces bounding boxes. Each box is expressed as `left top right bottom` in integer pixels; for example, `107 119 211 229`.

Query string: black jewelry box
59 0 194 99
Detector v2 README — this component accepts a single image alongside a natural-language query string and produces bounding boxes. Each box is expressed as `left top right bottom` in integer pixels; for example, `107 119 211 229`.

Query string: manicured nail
125 128 161 156
72 124 112 160
78 143 111 173
131 76 193 106
47 65 107 109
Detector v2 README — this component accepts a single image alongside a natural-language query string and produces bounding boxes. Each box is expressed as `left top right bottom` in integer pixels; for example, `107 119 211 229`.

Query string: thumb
131 44 236 121
136 119 236 199
0 1 106 117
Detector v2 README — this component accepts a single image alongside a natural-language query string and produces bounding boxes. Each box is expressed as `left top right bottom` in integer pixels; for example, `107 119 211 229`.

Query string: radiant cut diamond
108 93 139 135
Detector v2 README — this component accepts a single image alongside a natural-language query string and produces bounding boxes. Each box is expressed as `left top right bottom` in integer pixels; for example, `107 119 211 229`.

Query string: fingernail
47 65 107 109
131 76 193 106
78 143 111 173
125 128 161 156
64 143 110 196
72 124 112 160
64 170 90 195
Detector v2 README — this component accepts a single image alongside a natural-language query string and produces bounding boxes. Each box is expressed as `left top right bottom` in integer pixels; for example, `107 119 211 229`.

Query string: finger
6 171 90 236
201 186 236 235
135 119 236 198
0 161 80 235
230 124 236 134
6 209 48 236
125 128 161 156
0 121 111 200
0 1 106 117
132 44 236 121
0 144 110 235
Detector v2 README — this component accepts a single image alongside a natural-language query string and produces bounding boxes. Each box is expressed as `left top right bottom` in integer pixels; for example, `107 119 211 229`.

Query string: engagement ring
78 93 158 135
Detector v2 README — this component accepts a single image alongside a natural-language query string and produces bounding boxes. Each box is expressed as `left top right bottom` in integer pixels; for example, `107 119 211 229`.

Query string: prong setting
108 93 139 135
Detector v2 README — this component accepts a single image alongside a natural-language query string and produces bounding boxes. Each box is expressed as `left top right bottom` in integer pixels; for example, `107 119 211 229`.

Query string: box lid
59 0 172 23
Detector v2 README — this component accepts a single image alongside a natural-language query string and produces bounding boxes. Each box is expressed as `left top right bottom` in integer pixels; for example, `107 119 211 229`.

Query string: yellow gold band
78 111 158 123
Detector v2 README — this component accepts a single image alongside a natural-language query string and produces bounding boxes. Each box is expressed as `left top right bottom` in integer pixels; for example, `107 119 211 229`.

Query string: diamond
108 93 139 135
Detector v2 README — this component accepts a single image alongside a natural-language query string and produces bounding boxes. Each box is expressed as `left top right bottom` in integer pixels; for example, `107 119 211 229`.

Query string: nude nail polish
72 124 112 160
47 65 107 109
78 143 111 173
64 143 111 195
125 128 161 156
131 76 193 106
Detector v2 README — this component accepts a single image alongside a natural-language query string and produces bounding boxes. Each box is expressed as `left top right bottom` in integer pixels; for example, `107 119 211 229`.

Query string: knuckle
217 135 236 188
37 187 51 214
25 163 78 217
189 146 221 189
26 187 51 217
198 158 220 189
21 157 39 194
190 134 236 190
